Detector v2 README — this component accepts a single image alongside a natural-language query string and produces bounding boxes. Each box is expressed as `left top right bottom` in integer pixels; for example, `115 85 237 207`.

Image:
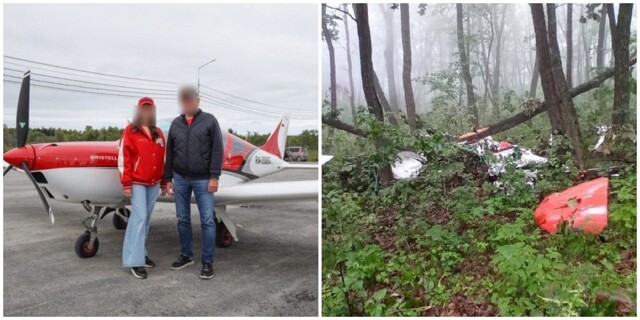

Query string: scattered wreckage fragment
534 177 609 234
464 136 548 186
594 125 609 150
390 136 547 182
391 151 428 180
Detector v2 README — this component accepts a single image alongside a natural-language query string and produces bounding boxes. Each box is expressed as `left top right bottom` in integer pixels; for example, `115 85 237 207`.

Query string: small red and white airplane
3 72 318 258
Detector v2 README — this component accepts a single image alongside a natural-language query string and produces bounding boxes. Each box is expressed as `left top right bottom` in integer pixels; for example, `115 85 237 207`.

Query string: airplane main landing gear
112 208 130 230
216 222 233 248
75 204 102 258
100 207 130 230
215 206 238 248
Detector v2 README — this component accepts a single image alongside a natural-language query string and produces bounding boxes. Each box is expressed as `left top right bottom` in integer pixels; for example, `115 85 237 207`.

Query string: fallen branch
322 55 636 143
457 55 637 142
322 116 367 137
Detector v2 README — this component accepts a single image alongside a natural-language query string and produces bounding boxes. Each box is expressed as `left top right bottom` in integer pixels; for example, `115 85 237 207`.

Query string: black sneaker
200 262 214 280
145 256 156 268
130 267 147 279
170 255 194 270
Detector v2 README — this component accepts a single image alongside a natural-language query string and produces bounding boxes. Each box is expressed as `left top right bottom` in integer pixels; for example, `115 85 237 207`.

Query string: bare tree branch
325 4 356 22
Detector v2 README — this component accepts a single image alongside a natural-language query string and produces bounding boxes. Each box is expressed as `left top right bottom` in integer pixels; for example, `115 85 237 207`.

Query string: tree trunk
611 4 633 128
400 3 417 131
581 20 592 80
529 56 539 98
596 4 607 111
530 4 564 132
374 71 399 126
546 4 585 169
491 4 507 117
456 3 479 129
566 3 573 88
596 4 607 69
606 4 616 48
343 6 357 123
322 4 337 137
353 3 392 183
381 4 400 111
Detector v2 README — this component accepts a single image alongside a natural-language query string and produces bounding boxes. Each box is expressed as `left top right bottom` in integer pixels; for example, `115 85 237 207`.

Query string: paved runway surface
3 167 318 316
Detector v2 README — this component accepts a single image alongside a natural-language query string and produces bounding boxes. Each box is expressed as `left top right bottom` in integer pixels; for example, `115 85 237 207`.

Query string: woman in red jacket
118 96 166 279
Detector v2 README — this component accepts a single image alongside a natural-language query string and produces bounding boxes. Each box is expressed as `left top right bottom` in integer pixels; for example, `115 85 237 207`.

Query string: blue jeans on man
173 172 216 263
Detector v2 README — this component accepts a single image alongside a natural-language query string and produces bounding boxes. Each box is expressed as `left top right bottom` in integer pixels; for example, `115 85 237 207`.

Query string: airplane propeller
4 71 55 223
16 71 30 148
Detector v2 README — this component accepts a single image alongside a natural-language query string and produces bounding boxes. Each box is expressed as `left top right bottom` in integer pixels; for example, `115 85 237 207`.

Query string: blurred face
137 105 155 125
179 93 200 115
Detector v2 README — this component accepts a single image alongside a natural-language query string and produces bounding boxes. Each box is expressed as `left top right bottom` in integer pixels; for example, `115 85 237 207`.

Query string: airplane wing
157 179 318 205
280 163 319 170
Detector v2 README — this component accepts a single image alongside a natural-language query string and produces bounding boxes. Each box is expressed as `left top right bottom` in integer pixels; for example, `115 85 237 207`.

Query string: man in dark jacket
165 86 223 280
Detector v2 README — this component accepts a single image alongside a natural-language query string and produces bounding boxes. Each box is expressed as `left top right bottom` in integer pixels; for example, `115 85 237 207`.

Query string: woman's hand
123 189 132 198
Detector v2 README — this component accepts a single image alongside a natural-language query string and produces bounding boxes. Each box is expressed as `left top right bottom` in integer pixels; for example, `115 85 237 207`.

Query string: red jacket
118 125 166 191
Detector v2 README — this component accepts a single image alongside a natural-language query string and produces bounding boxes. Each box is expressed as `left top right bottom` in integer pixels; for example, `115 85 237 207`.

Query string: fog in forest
322 3 637 127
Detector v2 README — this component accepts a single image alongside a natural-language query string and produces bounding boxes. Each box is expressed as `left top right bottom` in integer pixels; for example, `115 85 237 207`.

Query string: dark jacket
164 109 224 180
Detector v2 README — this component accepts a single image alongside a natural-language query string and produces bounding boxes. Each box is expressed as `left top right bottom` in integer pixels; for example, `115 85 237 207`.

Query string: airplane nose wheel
75 232 100 258
75 204 102 258
216 222 233 248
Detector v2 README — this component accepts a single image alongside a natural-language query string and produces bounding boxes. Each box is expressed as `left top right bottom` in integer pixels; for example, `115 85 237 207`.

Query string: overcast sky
3 4 319 134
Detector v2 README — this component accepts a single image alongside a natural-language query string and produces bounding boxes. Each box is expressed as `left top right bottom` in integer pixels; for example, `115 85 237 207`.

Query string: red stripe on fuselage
24 141 120 170
8 132 260 173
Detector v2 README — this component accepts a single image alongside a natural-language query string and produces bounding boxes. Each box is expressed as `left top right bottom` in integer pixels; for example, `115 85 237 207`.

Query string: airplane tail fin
261 114 290 159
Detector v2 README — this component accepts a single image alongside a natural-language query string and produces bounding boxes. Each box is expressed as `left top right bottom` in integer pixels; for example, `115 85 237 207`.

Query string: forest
3 125 319 161
321 3 636 316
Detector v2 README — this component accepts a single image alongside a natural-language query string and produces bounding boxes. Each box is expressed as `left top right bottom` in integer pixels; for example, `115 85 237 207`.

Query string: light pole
197 58 216 94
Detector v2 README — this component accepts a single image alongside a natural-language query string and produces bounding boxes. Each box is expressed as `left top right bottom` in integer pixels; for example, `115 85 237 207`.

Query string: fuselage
3 121 288 206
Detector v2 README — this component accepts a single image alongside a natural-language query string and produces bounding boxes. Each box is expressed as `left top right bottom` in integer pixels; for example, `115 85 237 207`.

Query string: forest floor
321 127 637 316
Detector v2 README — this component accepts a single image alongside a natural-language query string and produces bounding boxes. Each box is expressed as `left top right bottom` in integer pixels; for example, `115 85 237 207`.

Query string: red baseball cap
138 96 155 108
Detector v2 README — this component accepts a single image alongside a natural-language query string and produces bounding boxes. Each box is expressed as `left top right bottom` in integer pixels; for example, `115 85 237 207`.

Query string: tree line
3 125 319 159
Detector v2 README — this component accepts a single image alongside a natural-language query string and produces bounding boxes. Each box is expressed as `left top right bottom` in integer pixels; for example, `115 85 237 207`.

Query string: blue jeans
173 172 216 263
122 183 160 267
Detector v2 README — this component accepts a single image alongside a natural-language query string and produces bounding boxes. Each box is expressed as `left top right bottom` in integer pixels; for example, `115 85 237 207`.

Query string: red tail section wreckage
534 177 609 234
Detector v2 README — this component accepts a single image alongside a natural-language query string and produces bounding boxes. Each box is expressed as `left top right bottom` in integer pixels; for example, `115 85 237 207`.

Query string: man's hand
123 189 132 198
208 178 219 193
166 182 174 197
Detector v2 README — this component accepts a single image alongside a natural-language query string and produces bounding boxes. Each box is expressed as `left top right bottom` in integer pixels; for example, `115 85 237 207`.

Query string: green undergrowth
322 112 636 316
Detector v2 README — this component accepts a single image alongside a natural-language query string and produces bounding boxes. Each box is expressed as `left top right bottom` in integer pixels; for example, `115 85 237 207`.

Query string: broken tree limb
322 54 636 144
322 116 367 137
457 54 637 143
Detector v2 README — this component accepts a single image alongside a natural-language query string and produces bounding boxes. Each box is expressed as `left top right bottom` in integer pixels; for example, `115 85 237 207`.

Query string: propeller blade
16 71 31 148
21 162 55 224
3 165 13 176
